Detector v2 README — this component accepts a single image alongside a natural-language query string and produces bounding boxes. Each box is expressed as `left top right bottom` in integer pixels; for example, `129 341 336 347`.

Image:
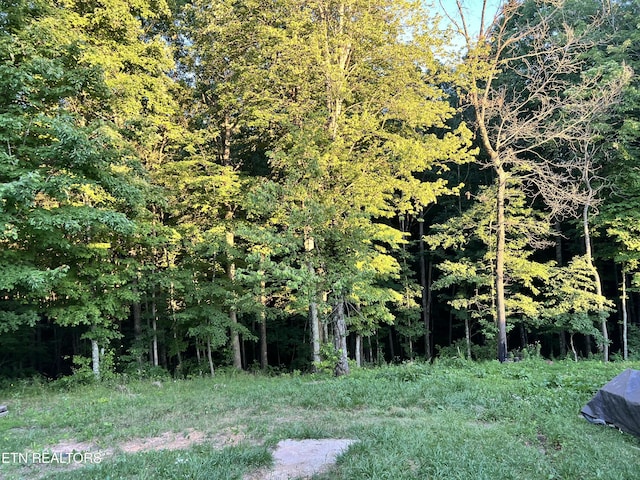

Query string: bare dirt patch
46 439 96 455
210 425 255 448
39 427 219 461
244 438 357 480
117 428 206 454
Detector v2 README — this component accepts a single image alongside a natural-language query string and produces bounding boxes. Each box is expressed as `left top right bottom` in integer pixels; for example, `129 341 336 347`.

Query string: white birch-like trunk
570 333 578 362
310 300 320 364
91 339 100 380
305 232 321 365
333 299 349 376
151 290 159 367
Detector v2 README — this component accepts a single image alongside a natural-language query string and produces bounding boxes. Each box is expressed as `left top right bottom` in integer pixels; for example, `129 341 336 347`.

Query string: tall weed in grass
1 360 640 479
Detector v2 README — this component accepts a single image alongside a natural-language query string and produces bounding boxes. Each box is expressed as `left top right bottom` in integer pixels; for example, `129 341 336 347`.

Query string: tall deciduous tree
588 0 640 360
62 0 184 374
264 0 473 373
447 0 628 361
177 0 291 369
427 181 554 357
0 0 155 378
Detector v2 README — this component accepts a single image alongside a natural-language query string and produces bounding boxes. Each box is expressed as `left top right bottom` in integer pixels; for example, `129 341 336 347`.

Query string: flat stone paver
259 438 357 480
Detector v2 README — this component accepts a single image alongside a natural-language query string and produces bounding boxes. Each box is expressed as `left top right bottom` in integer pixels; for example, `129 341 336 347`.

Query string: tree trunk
558 331 567 359
151 290 159 367
132 302 142 364
323 1 350 141
424 261 433 359
448 306 453 346
464 317 472 360
570 333 578 362
496 165 508 362
304 231 321 365
583 202 608 361
260 280 268 369
257 262 269 369
226 229 242 370
132 280 142 366
520 323 527 349
222 112 240 368
221 105 241 370
230 311 242 369
222 114 232 166
555 221 563 265
419 212 433 360
206 337 215 377
170 282 182 373
333 298 349 376
622 267 629 361
555 222 567 358
323 319 329 346
91 338 100 380
388 327 395 362
310 300 320 363
174 328 182 373
355 334 362 367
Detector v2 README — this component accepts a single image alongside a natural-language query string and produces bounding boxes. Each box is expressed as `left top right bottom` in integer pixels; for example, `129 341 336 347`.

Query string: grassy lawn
1 359 640 479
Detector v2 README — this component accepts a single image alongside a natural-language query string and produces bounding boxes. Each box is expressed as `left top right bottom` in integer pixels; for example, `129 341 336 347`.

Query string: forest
1 0 639 380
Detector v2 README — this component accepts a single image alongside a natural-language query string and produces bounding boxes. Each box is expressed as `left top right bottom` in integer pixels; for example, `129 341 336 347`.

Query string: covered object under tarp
581 369 640 437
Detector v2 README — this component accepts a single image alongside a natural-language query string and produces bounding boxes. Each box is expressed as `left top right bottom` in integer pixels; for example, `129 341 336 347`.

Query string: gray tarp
581 369 640 437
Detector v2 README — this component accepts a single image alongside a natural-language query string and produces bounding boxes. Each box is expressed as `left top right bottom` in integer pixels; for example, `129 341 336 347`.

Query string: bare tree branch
449 0 630 361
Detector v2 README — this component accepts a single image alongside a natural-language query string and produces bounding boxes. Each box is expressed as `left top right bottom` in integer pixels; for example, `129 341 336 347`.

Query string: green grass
2 359 640 479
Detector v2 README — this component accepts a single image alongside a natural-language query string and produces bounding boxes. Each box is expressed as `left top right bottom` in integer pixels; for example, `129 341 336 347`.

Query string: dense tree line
1 0 639 379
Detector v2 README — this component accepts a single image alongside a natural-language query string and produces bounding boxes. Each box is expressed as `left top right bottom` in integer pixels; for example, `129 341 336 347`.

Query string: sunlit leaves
0 0 153 353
